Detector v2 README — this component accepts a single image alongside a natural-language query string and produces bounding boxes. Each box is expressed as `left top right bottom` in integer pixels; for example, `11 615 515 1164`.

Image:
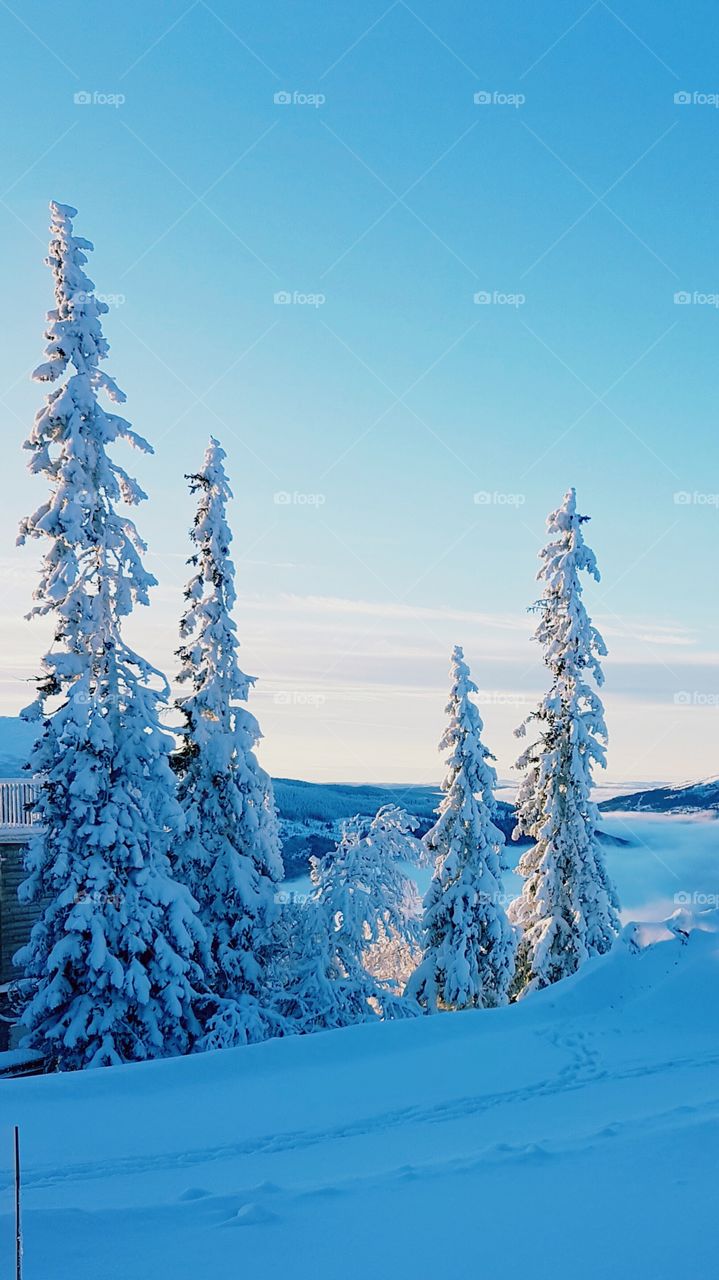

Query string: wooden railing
0 780 41 839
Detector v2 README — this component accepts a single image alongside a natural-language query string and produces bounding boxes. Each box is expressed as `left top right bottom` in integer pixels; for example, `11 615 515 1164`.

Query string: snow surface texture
2 895 718 1279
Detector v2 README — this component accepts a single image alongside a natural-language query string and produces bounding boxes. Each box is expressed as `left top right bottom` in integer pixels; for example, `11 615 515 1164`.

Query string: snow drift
1 909 718 1279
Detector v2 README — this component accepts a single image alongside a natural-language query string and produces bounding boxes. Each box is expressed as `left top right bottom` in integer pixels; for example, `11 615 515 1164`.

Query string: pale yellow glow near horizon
0 577 715 788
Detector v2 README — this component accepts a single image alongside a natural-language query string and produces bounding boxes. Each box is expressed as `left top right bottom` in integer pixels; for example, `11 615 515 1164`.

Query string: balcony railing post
0 779 42 834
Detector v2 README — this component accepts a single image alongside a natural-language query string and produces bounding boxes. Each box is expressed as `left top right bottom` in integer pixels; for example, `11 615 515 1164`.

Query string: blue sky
0 0 717 785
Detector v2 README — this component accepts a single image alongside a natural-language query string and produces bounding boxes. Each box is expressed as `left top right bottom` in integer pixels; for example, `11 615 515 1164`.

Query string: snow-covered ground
1 812 717 1279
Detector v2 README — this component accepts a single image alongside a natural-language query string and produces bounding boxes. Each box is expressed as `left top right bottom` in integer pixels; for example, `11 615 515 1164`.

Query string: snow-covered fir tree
407 646 516 1012
508 488 620 996
361 805 424 994
271 887 364 1036
15 201 207 1070
280 806 423 1032
173 437 284 1047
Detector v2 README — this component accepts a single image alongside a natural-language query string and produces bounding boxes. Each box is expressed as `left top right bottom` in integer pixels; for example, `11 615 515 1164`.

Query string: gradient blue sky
0 1 717 785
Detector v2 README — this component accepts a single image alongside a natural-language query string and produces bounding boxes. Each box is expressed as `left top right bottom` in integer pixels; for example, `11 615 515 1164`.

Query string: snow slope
2 912 718 1280
600 775 719 814
0 717 37 777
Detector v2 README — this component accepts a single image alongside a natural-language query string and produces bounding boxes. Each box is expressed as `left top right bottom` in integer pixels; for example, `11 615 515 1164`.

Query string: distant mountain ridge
272 778 442 824
600 776 719 815
274 779 636 877
273 779 443 875
0 717 647 877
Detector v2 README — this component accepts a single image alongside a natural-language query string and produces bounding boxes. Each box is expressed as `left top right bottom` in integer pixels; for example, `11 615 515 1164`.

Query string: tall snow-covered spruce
15 201 207 1070
174 437 284 1047
509 488 620 995
408 646 516 1011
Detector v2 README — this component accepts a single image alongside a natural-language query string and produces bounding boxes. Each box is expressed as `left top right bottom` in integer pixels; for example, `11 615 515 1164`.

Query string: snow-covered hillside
2 910 718 1279
600 776 719 815
0 717 37 778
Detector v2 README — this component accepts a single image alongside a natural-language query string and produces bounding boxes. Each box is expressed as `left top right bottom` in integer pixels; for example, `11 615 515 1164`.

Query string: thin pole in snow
14 1125 22 1280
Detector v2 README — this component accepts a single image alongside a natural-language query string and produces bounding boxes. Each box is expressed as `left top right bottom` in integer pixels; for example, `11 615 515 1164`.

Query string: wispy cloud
250 592 533 632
